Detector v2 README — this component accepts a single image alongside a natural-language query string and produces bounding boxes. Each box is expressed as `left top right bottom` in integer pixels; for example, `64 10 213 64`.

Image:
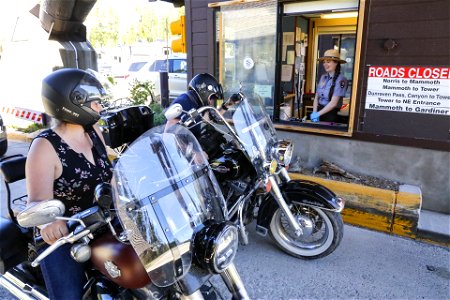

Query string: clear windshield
231 96 278 176
111 124 226 287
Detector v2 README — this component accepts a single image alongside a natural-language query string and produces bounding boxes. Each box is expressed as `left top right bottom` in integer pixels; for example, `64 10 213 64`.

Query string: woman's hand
310 111 320 122
40 220 69 245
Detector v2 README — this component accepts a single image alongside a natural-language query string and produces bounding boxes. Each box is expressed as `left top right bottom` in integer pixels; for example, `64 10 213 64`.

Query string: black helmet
188 73 223 107
41 68 107 126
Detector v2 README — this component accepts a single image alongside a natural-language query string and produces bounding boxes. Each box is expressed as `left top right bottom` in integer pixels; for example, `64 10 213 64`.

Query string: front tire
269 203 343 259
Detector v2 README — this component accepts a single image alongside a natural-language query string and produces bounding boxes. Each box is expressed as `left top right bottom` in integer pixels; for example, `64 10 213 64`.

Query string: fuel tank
90 232 151 289
210 149 251 181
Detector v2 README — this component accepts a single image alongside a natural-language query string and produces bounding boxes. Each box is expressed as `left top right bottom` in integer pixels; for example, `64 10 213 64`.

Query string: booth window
215 0 278 114
213 0 363 136
278 0 362 136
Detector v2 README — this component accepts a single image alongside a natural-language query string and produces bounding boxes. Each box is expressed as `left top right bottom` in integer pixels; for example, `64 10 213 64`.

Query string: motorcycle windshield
232 97 278 176
111 125 226 287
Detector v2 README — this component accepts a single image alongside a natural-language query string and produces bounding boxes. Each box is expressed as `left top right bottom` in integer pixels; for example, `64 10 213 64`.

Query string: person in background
166 73 242 158
26 68 113 300
166 73 241 127
311 49 348 122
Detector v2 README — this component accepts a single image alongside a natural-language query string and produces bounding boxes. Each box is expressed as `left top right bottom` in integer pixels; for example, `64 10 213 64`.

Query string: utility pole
160 17 170 108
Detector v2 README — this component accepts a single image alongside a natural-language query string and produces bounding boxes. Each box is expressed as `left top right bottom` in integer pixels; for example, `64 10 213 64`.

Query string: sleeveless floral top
35 129 113 216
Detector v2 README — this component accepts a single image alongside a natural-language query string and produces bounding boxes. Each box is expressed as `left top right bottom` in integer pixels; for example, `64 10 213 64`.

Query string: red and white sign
365 66 450 116
1 106 45 124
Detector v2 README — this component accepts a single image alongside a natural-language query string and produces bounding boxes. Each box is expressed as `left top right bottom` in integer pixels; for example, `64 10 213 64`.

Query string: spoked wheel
269 203 343 259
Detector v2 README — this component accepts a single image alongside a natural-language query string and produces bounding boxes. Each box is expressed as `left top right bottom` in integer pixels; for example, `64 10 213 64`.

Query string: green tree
87 0 183 49
88 6 120 48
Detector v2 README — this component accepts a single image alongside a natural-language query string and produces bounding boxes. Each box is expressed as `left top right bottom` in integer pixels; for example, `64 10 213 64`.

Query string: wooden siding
185 0 217 79
356 0 449 143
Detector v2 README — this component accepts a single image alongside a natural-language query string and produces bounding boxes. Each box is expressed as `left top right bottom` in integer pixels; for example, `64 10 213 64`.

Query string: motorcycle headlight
194 222 239 274
273 140 294 167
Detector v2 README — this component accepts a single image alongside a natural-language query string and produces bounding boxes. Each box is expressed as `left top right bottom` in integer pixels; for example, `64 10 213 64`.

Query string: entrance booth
213 0 361 135
184 0 449 215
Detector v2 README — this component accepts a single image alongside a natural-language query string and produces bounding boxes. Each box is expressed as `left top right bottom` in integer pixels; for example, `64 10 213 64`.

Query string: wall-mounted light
320 11 358 19
383 39 399 51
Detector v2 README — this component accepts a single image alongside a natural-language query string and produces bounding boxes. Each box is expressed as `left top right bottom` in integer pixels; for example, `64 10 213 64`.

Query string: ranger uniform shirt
316 73 348 106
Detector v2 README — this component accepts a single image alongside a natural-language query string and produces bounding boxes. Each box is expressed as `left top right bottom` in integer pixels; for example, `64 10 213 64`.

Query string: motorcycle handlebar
194 106 246 147
31 221 104 267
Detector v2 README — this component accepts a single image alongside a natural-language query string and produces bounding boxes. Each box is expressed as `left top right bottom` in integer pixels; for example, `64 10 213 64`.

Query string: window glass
172 59 187 73
150 60 168 72
218 0 277 113
128 62 147 72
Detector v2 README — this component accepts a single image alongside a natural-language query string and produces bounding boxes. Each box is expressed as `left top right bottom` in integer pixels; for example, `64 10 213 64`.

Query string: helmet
188 73 223 107
41 68 107 126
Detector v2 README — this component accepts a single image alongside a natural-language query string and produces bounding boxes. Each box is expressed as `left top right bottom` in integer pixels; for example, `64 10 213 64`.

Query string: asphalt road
1 140 449 299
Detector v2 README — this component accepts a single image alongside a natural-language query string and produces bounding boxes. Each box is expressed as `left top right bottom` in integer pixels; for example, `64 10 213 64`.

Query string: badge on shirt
340 80 345 88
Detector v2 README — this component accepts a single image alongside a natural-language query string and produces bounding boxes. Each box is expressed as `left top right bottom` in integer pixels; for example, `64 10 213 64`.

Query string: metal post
160 71 169 108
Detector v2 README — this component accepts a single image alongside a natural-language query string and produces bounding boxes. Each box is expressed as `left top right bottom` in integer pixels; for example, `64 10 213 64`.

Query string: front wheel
269 203 343 259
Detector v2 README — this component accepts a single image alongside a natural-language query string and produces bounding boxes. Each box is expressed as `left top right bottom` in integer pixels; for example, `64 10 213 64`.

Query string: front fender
256 179 344 230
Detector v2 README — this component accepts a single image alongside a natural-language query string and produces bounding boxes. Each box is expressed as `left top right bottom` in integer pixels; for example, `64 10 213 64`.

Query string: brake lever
31 222 104 267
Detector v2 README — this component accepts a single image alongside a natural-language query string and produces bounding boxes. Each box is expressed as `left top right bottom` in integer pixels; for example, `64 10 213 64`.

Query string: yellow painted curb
392 185 422 238
289 173 422 238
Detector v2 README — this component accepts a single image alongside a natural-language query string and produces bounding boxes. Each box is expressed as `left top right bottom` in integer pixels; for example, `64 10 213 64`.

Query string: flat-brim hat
317 49 346 64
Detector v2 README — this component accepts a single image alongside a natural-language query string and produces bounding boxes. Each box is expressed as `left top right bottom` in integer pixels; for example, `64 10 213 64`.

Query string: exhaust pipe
0 271 48 300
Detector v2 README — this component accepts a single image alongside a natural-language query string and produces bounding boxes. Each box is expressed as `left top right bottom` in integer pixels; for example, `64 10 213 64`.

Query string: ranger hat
317 49 346 64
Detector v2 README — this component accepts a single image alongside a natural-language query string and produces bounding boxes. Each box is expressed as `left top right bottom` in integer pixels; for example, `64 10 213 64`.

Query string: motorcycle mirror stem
93 182 121 238
94 182 113 210
17 199 65 228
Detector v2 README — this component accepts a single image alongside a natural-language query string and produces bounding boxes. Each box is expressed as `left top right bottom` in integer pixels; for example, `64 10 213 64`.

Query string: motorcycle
164 91 345 259
0 124 250 299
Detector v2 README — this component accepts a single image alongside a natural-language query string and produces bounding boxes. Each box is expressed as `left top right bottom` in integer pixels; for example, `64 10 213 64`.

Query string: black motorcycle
165 92 345 259
0 124 249 299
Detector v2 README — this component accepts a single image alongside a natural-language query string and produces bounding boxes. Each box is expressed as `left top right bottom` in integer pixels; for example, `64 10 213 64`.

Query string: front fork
220 263 250 300
268 168 303 236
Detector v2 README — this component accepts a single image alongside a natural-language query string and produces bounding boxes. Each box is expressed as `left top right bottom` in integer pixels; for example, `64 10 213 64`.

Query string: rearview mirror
17 200 65 228
164 103 183 120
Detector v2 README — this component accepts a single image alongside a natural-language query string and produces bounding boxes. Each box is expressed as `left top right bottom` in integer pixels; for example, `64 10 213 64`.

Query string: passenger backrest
0 154 27 222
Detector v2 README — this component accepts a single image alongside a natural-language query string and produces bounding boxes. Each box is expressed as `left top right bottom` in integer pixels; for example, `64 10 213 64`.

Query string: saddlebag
100 105 154 149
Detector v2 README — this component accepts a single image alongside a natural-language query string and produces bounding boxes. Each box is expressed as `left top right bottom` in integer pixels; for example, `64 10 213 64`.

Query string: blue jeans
39 243 87 300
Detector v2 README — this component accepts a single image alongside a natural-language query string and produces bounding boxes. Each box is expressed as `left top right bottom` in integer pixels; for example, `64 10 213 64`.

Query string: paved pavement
1 223 449 299
1 140 449 299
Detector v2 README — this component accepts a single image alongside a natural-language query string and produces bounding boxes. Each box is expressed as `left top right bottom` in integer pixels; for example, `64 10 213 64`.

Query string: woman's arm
26 138 68 244
26 138 58 202
317 95 340 116
313 94 319 112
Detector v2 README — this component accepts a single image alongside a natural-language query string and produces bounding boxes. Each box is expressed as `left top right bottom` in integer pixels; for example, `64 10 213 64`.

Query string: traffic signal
170 15 186 53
